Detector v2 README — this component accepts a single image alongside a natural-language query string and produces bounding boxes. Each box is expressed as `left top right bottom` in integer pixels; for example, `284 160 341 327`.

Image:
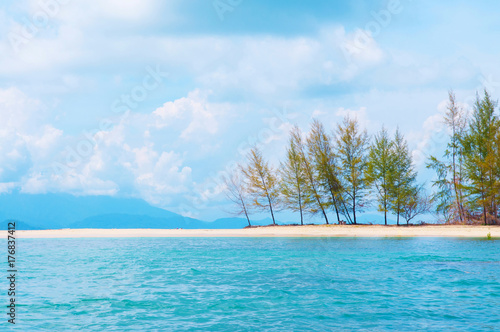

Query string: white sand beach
4 225 499 238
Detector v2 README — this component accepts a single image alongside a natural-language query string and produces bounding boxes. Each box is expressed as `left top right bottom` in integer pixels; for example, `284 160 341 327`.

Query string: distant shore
3 225 499 238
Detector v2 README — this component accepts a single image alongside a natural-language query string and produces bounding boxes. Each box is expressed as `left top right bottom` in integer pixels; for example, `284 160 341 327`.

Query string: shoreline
2 225 499 238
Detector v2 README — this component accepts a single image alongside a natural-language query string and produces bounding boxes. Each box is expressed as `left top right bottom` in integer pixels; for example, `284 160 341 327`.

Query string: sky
0 0 499 221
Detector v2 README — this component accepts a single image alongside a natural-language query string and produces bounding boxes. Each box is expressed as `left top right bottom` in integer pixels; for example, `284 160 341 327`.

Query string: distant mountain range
0 192 401 230
0 193 276 230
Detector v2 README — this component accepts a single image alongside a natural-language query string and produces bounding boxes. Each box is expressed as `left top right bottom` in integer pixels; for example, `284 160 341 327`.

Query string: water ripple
3 237 500 331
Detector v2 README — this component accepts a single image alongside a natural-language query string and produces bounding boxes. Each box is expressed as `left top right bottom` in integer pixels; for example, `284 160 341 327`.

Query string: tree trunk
241 198 251 227
483 203 487 225
353 195 357 225
397 199 400 226
267 194 276 225
333 200 341 223
452 137 464 223
321 208 329 225
244 211 251 227
297 176 304 225
340 199 353 224
298 192 303 226
384 203 387 226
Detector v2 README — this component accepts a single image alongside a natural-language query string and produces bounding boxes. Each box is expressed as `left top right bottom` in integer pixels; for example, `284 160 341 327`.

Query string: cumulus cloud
154 89 219 141
4 88 227 213
339 28 385 73
0 14 387 99
409 99 449 167
0 88 63 184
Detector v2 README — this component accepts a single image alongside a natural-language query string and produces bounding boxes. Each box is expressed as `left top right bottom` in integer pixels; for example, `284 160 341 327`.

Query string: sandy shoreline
2 225 498 238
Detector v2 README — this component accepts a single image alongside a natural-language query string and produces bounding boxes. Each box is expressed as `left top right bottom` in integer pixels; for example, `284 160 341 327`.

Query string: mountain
69 215 281 229
70 214 205 229
0 220 42 230
0 192 182 229
0 192 394 230
0 192 278 230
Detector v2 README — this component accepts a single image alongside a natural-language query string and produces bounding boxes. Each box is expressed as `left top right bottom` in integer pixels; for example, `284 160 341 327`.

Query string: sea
4 237 500 331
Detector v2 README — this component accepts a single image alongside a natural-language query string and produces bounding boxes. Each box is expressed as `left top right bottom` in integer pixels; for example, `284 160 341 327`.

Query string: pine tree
443 91 468 222
222 169 252 226
388 129 417 226
427 91 469 223
460 91 500 224
426 156 454 223
335 116 370 224
280 126 307 225
494 129 500 220
240 147 280 225
307 120 349 224
294 126 330 224
366 127 394 225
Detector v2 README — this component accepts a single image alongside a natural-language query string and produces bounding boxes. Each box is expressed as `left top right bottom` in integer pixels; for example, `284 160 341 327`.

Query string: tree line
224 90 500 226
427 90 500 225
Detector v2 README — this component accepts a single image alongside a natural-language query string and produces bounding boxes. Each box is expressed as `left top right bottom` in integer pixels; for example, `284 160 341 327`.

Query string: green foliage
428 90 500 225
443 91 467 223
279 126 308 225
230 90 500 226
388 129 417 225
240 147 280 225
426 156 454 223
460 91 500 224
335 116 370 224
307 119 345 223
366 127 394 225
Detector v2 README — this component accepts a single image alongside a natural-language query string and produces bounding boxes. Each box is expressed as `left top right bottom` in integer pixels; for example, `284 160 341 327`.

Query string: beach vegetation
240 147 280 225
231 90 499 225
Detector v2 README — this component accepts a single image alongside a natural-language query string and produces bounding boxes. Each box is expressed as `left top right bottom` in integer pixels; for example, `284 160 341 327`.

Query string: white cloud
339 28 384 65
409 99 448 167
0 88 63 186
0 182 17 194
335 107 371 130
5 88 213 209
0 20 387 99
154 89 221 141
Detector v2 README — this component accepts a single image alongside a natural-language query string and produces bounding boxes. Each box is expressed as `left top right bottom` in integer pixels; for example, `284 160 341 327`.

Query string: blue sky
0 0 499 221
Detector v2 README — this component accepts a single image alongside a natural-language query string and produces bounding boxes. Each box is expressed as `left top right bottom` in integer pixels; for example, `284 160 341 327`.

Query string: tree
280 126 307 225
367 127 394 225
401 186 432 225
443 91 468 223
335 116 370 224
240 147 280 225
307 119 348 224
460 91 500 224
294 126 330 224
222 169 252 226
388 129 417 225
427 91 469 223
426 156 454 223
495 129 500 220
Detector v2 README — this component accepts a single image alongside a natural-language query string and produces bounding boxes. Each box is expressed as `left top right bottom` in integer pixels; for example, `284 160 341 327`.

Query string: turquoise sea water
4 237 500 331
